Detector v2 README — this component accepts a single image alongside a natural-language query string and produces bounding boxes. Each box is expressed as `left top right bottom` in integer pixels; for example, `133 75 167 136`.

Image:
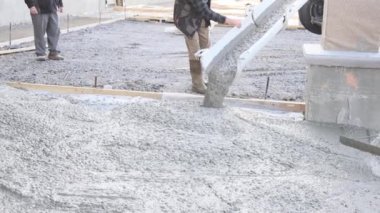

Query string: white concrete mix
205 0 296 107
0 85 379 212
0 8 378 211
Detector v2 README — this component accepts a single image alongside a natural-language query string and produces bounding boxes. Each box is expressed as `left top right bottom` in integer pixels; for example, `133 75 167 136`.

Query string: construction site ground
1 20 317 101
0 20 379 212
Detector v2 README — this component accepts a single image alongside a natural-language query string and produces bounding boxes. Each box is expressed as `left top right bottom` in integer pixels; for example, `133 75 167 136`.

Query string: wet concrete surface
0 85 379 212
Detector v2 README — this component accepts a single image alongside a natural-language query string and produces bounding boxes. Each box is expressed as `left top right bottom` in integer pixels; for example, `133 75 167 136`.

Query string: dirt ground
1 20 379 212
0 20 319 101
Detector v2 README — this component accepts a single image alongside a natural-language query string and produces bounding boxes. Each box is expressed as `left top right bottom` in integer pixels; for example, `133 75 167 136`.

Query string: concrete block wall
0 0 30 26
306 65 380 130
0 0 107 27
304 0 379 130
304 44 380 130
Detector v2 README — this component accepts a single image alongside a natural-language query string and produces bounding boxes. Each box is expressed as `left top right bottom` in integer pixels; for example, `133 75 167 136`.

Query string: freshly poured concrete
0 85 379 212
204 0 294 108
1 15 378 212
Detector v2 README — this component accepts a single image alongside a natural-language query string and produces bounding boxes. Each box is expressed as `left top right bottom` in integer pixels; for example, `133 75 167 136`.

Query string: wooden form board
340 136 380 156
0 46 35 56
120 7 249 15
7 82 163 100
227 97 305 113
7 82 305 113
117 3 303 28
115 1 253 23
115 0 255 12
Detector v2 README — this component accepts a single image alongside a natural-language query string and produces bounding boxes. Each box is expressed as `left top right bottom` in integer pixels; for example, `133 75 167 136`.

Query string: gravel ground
0 85 379 212
0 20 319 101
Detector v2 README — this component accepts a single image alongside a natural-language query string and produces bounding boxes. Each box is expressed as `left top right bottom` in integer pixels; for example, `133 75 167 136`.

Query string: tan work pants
185 20 210 61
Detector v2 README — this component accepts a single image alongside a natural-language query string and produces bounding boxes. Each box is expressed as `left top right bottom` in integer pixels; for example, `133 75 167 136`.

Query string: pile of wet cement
205 0 295 107
0 85 379 212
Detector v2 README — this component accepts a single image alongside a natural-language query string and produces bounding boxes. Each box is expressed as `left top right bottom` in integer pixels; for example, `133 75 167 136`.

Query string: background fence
0 0 108 27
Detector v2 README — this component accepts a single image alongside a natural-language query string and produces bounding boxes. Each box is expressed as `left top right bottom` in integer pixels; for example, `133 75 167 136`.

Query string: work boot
36 55 47 61
189 60 207 94
48 52 64 60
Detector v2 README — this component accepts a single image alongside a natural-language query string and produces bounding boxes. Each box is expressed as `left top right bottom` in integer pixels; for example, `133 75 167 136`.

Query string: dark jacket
174 0 226 37
25 0 63 14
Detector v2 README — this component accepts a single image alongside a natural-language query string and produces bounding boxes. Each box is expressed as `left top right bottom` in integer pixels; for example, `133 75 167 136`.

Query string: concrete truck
298 0 324 34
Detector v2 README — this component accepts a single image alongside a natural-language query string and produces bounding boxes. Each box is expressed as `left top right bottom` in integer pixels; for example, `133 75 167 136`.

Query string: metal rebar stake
9 22 12 49
264 76 270 99
94 76 98 88
67 14 70 33
98 0 102 24
124 0 127 20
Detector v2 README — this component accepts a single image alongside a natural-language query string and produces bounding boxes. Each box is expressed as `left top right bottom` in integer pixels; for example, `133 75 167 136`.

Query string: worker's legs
46 13 63 60
198 21 211 49
184 20 209 94
31 13 49 58
185 32 207 94
46 13 60 54
185 30 201 61
198 21 211 85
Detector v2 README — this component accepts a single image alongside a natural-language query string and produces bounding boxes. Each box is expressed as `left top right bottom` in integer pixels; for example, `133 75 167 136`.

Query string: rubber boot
189 60 207 94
